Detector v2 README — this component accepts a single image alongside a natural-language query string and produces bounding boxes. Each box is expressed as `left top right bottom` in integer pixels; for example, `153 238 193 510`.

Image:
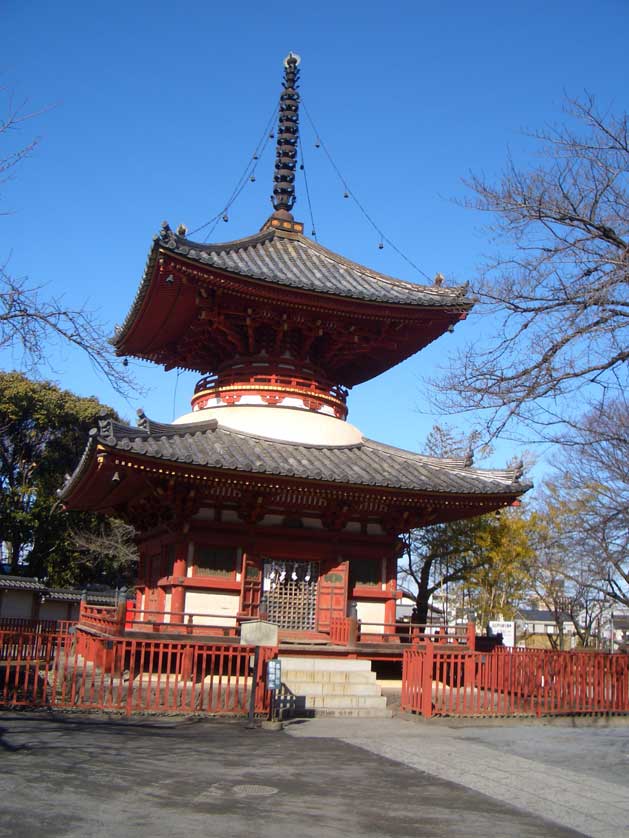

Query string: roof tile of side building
61 416 528 500
0 576 47 591
113 224 471 345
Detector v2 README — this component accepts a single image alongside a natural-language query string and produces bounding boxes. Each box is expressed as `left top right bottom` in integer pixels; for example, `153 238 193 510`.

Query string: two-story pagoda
61 54 527 645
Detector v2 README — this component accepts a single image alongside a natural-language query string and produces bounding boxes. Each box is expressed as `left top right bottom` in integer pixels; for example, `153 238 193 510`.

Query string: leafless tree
556 399 629 610
1 90 136 397
434 95 629 442
71 518 138 584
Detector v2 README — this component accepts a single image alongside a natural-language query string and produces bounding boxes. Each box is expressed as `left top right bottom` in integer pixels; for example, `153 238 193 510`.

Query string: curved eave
60 421 530 516
112 229 472 362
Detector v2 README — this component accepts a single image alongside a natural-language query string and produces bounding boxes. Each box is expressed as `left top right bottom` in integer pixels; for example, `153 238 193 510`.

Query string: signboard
266 659 282 691
489 620 515 648
240 620 279 647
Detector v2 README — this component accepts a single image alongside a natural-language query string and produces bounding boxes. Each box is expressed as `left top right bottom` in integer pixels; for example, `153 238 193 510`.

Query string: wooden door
240 553 262 617
317 559 349 632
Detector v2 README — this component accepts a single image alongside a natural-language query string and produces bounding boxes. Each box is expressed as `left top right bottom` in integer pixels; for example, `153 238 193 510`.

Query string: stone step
291 694 387 710
280 669 377 684
279 656 372 672
281 680 382 697
307 707 393 719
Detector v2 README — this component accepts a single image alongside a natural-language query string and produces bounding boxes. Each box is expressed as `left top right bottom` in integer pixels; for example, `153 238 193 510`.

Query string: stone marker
240 620 279 647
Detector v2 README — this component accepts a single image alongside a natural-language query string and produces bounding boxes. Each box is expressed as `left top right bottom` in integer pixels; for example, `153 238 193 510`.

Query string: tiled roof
61 416 528 500
112 225 470 350
0 576 46 592
162 225 470 304
0 576 119 603
517 609 570 623
45 589 119 604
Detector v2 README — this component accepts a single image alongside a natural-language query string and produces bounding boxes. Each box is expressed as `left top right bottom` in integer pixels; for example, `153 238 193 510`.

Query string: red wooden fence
0 617 61 633
0 627 275 717
402 644 629 718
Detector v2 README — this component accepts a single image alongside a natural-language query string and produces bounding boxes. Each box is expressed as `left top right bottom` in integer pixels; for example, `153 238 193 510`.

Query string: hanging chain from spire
271 52 301 215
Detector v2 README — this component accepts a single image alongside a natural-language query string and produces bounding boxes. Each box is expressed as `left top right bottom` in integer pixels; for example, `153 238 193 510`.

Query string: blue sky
2 1 628 477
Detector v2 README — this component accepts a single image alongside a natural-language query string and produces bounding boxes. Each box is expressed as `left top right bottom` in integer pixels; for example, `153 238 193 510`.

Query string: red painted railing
360 621 472 645
330 616 352 645
0 627 276 717
124 606 240 636
79 603 126 635
402 645 629 718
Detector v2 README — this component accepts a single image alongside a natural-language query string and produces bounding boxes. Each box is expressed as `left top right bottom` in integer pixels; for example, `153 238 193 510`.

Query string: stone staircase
278 656 392 718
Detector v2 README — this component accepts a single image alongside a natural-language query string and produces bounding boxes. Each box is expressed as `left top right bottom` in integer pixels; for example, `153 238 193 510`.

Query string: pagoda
61 54 527 646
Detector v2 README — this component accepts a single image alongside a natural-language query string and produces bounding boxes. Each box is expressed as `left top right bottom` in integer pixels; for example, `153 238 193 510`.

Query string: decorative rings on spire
272 52 301 215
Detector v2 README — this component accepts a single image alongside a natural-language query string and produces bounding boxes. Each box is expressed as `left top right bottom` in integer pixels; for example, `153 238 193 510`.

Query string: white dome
173 404 363 445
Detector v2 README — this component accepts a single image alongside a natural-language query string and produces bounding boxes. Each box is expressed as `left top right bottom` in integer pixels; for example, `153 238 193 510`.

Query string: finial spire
271 52 301 216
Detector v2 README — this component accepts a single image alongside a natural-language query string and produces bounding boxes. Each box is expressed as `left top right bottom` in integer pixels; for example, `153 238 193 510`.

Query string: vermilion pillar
170 543 188 621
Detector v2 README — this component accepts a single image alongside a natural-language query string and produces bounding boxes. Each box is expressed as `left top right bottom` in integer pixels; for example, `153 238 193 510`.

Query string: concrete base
260 719 284 731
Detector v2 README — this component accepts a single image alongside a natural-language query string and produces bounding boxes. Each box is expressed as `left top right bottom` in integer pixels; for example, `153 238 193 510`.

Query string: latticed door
262 560 319 631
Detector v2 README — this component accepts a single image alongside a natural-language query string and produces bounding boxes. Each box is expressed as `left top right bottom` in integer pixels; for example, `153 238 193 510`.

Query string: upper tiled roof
156 223 468 305
61 415 527 500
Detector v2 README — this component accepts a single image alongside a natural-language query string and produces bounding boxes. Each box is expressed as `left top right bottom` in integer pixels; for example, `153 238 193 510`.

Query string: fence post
124 600 134 631
464 650 475 714
422 641 434 718
466 621 476 650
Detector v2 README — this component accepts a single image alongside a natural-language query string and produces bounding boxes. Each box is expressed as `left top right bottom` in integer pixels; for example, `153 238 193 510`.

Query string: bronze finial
271 52 301 216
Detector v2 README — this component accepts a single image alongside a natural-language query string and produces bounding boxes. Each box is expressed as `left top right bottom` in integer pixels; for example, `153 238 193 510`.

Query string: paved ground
287 715 629 838
0 711 627 838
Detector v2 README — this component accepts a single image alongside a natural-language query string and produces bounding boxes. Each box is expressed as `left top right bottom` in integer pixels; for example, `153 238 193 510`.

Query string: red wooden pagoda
61 54 528 647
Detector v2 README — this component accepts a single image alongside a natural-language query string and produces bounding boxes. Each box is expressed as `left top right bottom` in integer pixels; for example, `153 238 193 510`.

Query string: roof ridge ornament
271 52 301 220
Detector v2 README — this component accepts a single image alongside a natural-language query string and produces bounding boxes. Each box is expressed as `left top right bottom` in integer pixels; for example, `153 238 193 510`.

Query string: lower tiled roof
62 416 528 500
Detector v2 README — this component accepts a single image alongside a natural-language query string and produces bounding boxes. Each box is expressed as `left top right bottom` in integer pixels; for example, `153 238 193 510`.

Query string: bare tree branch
432 94 629 443
1 88 138 398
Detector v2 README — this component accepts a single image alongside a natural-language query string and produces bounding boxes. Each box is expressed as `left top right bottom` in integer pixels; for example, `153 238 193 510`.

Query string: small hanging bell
222 214 229 222
343 191 349 198
378 241 384 250
315 140 321 148
250 175 256 182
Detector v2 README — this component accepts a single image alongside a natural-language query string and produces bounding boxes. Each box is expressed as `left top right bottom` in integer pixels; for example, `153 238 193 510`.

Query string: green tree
466 507 534 627
399 425 531 626
0 372 136 585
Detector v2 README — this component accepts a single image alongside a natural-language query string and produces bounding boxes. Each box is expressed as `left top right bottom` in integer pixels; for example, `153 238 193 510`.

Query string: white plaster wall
0 591 35 618
184 591 239 627
356 600 387 634
40 601 78 621
192 508 215 521
174 405 362 445
260 514 284 526
163 591 172 622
